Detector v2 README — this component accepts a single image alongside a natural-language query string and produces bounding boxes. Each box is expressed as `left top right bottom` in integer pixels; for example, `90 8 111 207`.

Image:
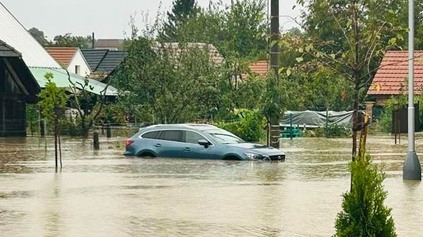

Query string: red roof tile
45 47 78 68
249 60 269 76
368 50 423 96
241 60 269 80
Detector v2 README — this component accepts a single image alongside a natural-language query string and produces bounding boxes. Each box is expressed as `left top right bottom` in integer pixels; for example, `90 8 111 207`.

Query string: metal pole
404 0 421 180
269 0 280 149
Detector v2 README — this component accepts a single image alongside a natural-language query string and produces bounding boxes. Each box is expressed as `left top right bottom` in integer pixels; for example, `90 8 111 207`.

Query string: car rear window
159 130 183 142
141 131 160 139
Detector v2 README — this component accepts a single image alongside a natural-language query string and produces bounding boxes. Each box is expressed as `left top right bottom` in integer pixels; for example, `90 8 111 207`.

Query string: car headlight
244 152 260 160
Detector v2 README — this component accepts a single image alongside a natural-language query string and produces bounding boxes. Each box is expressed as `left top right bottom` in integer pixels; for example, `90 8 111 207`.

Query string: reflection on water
0 135 422 236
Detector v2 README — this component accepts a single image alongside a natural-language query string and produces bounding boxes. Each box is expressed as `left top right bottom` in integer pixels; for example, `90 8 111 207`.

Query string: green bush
60 119 84 136
215 109 266 142
303 124 350 138
334 153 396 237
325 124 351 137
376 112 392 133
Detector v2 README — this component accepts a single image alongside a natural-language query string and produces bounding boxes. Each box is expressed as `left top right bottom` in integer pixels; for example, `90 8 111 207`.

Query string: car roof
140 123 218 132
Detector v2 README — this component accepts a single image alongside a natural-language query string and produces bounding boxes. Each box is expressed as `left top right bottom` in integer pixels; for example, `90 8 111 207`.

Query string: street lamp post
403 0 421 180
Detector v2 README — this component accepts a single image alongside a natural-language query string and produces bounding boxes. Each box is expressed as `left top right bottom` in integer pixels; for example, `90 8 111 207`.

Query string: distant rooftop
248 60 269 77
154 42 224 65
81 49 127 73
94 39 124 50
368 50 423 96
45 47 78 67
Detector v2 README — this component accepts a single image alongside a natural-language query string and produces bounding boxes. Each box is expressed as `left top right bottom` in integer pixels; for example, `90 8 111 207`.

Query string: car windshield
205 129 245 144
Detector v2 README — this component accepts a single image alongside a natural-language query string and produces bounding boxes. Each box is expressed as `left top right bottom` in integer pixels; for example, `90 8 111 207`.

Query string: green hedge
215 109 266 142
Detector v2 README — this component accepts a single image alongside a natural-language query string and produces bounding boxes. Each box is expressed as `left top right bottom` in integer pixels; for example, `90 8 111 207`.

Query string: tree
28 27 50 46
334 153 396 236
52 33 92 48
112 1 279 125
219 0 268 59
113 37 222 124
162 0 268 60
37 73 67 171
297 0 405 158
162 0 199 41
66 71 110 137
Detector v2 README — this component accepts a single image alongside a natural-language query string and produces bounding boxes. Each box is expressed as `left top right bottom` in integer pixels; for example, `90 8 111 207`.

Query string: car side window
141 131 159 139
160 130 183 142
185 131 207 144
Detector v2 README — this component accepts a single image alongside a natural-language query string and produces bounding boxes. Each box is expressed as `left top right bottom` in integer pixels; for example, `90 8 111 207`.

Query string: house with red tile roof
46 47 91 77
367 50 423 105
247 60 269 77
238 60 270 82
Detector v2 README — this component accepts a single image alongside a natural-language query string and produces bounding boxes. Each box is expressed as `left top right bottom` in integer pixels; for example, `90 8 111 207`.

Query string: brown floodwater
0 134 422 236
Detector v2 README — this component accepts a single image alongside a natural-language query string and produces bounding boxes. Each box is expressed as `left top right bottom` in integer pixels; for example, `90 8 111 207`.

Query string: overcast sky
1 0 302 39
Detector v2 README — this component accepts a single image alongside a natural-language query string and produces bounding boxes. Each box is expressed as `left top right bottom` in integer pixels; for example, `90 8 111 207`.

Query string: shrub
215 109 266 142
303 124 350 138
334 153 396 237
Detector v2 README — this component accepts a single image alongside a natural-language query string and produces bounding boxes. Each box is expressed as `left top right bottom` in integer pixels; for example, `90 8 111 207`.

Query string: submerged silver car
124 124 285 161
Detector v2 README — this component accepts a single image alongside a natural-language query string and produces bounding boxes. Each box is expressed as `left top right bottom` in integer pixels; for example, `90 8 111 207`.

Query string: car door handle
154 143 161 147
183 147 191 151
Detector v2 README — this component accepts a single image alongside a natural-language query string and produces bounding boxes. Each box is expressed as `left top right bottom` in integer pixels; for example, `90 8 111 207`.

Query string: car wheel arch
137 150 157 158
223 154 242 160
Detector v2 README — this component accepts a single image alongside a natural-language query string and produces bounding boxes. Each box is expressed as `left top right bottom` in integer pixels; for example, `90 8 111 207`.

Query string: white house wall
68 50 91 77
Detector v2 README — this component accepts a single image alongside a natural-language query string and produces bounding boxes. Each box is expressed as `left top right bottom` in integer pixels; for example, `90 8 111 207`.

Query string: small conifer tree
334 153 396 237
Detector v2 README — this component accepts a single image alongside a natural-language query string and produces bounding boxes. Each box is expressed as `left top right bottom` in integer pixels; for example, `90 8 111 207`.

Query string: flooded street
1 135 422 236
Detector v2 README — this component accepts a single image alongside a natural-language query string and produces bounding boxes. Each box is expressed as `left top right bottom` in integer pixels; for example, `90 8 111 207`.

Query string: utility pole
403 0 421 180
269 0 280 148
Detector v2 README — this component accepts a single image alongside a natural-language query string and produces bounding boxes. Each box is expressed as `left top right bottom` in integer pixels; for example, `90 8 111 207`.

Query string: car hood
226 143 285 155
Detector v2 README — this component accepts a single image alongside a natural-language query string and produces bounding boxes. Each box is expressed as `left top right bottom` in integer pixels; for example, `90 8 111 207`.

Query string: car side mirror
198 139 210 148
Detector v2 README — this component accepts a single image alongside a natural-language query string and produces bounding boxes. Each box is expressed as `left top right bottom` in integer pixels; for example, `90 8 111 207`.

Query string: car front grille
268 155 285 161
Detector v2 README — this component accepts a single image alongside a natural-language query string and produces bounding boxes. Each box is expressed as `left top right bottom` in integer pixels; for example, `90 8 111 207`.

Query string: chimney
92 32 95 49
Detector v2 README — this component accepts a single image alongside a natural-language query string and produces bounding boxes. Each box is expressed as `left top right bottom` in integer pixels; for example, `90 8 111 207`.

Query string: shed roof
0 2 115 96
368 50 423 96
45 47 78 67
0 39 20 57
29 67 117 96
0 39 40 100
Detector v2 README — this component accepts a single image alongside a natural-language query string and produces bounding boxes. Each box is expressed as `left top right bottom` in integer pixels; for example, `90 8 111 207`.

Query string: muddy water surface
0 135 422 236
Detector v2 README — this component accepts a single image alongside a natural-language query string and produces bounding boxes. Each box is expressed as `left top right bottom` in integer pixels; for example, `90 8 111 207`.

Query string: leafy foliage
28 27 49 46
215 109 266 142
52 33 92 48
334 153 396 237
218 0 268 59
162 0 199 41
66 72 109 137
26 104 39 135
113 38 222 124
161 0 268 60
260 70 284 123
37 73 67 123
296 0 406 157
37 73 67 169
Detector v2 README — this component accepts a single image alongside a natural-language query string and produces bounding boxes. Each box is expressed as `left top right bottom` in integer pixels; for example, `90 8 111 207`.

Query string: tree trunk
54 118 58 172
351 0 359 161
351 83 359 161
